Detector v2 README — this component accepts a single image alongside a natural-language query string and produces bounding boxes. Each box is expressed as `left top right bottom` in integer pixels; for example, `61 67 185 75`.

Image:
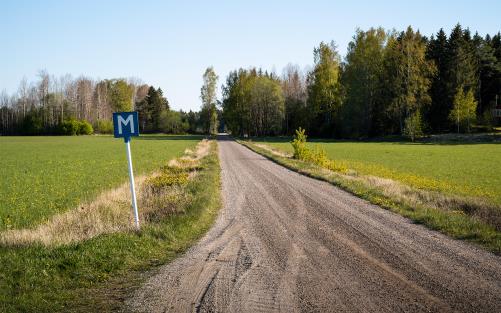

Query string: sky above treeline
1 0 500 111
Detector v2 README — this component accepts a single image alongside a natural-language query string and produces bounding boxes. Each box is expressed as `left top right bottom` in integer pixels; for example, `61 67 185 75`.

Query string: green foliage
341 28 387 137
383 27 436 134
291 127 308 159
95 119 113 134
307 41 343 136
403 111 424 141
222 69 285 136
426 28 450 132
58 119 80 135
449 86 478 133
159 110 189 134
200 67 219 135
21 113 43 135
0 135 202 230
78 120 94 135
291 128 347 172
58 119 93 135
445 25 478 110
137 86 170 132
108 79 134 112
218 25 501 138
249 75 285 135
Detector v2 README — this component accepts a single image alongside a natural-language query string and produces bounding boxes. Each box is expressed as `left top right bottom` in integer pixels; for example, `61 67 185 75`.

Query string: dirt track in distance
126 135 501 313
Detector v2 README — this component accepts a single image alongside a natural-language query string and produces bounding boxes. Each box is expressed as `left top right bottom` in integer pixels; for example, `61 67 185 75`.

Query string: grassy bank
239 140 501 254
0 140 221 312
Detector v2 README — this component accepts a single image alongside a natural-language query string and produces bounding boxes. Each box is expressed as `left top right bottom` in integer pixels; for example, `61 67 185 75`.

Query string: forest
222 24 501 138
0 73 206 135
1 24 500 138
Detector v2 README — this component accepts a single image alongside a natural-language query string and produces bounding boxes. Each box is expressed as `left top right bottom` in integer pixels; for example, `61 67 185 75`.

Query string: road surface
127 136 501 312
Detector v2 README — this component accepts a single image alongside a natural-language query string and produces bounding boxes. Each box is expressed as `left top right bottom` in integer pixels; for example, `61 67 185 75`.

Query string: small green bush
58 119 94 135
290 127 347 173
95 119 113 134
59 119 80 135
403 111 424 142
78 120 94 135
291 127 309 160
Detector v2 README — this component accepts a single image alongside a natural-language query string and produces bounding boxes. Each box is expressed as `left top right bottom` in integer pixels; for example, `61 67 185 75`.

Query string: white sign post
125 137 140 229
113 112 140 229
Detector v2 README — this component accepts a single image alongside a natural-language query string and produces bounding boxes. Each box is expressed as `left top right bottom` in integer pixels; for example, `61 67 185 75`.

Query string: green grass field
255 138 501 204
0 135 202 231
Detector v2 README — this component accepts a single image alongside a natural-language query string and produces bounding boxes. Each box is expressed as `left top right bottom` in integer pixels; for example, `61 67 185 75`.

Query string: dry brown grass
0 139 213 247
335 172 501 231
254 143 292 158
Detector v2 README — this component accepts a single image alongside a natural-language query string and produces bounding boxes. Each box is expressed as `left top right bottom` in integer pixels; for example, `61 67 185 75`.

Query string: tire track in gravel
126 135 501 313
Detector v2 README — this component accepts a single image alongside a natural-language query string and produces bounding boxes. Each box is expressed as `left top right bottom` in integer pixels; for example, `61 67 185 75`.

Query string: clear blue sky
1 0 500 111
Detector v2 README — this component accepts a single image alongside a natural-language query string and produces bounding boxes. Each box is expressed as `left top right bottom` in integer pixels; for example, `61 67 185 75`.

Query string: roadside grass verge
239 140 501 254
0 140 221 312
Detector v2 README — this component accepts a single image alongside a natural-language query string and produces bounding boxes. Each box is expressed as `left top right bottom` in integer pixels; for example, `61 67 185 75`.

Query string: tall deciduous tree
449 86 477 133
200 67 219 134
249 75 284 136
307 41 343 137
282 64 307 135
108 79 134 112
383 26 436 134
341 27 387 137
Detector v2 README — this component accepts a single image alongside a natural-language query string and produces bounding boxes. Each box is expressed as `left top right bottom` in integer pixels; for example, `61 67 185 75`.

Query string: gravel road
126 136 501 313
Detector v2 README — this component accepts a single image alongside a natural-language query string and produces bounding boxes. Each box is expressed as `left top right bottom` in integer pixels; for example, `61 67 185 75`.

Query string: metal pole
125 137 140 229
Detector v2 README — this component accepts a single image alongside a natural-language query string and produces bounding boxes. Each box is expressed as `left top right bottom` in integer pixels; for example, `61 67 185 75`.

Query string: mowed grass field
255 138 501 204
0 135 202 231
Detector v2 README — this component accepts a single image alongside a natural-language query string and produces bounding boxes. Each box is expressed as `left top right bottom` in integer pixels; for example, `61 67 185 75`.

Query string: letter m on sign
113 112 140 138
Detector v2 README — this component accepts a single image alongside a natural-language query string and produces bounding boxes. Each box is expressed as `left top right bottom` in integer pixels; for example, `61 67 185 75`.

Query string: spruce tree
426 29 449 132
472 33 501 117
445 24 478 130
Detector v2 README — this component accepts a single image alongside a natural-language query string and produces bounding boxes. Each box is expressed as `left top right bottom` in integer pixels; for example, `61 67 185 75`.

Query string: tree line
222 24 501 138
0 72 206 135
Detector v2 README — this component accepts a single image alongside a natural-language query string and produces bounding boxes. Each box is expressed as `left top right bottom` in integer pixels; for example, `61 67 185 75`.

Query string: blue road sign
113 111 141 228
113 112 139 140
